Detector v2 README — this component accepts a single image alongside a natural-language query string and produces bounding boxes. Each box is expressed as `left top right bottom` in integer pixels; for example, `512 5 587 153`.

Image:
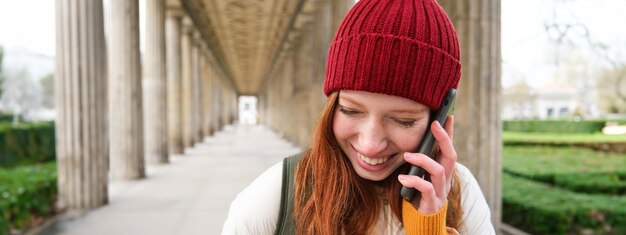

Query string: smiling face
332 90 431 181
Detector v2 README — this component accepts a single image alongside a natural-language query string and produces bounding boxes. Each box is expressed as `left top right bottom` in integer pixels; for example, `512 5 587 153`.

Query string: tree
597 64 626 113
0 69 42 125
588 43 626 113
542 2 626 114
40 73 54 108
0 46 4 101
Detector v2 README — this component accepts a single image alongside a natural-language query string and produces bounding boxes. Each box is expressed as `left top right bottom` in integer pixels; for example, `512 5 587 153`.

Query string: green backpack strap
274 153 302 235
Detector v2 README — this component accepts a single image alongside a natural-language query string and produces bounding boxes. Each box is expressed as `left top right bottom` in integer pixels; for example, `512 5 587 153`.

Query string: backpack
274 154 459 234
274 153 301 235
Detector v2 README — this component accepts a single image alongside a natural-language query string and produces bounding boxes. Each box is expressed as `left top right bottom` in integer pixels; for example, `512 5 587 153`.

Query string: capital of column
181 16 195 34
166 0 183 11
194 31 207 47
166 7 184 19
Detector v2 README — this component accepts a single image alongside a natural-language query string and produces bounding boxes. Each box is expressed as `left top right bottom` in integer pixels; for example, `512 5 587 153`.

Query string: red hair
294 92 463 234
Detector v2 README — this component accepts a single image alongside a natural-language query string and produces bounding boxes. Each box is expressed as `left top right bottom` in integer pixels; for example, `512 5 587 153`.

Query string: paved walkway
39 124 301 235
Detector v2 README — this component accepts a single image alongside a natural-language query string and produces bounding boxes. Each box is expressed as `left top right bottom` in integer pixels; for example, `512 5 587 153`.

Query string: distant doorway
238 96 257 125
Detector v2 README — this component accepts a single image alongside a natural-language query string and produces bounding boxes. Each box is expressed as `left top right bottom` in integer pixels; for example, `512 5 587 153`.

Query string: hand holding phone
400 88 456 202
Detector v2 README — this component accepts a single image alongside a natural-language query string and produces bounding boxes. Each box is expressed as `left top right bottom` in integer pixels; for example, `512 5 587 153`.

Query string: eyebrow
339 94 429 114
338 95 363 107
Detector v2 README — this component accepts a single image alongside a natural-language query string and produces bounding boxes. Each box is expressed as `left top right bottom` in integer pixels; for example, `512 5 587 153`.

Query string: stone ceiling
180 0 313 95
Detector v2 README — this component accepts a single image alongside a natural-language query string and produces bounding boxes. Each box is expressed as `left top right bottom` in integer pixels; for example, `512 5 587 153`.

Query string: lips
357 152 390 165
350 144 395 169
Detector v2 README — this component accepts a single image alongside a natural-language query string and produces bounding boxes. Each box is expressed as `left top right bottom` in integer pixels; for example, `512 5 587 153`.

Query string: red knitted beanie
324 0 461 110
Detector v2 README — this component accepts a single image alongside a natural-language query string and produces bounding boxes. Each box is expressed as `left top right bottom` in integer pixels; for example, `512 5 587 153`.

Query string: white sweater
222 161 495 235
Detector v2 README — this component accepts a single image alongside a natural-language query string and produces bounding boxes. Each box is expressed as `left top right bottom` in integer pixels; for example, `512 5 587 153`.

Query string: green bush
0 211 7 235
0 162 57 234
503 173 626 235
503 131 626 144
555 174 626 195
503 120 606 133
503 146 626 175
0 122 55 168
0 114 17 123
503 146 626 195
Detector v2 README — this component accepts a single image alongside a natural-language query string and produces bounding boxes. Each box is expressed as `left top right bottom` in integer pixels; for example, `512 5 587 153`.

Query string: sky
502 0 626 88
0 0 625 88
0 0 55 56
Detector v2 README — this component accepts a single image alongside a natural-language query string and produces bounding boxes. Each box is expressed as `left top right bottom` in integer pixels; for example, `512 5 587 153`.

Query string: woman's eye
395 119 416 127
338 107 359 116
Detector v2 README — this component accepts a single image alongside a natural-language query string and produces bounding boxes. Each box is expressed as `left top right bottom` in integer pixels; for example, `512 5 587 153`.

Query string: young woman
223 0 495 234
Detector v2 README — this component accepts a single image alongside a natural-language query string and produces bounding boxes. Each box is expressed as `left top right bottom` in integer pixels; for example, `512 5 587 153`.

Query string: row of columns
258 0 339 148
54 0 238 210
257 0 503 231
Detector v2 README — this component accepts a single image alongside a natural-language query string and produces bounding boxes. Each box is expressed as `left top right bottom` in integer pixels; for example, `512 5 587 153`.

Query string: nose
357 119 388 156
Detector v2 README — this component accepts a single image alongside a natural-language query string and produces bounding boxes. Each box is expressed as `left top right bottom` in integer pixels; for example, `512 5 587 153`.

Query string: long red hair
294 92 463 234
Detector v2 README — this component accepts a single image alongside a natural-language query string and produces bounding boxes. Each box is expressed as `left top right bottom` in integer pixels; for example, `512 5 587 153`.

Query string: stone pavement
39 124 301 235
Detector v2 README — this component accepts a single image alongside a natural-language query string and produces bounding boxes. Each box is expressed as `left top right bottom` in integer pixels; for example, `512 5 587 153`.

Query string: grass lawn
503 131 626 144
503 145 626 176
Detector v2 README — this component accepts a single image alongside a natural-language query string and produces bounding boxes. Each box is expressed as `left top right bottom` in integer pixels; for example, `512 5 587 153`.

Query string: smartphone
400 88 456 202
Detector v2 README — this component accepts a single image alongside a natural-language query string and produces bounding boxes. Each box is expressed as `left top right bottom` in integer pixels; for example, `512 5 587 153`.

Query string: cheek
332 114 352 142
393 125 428 152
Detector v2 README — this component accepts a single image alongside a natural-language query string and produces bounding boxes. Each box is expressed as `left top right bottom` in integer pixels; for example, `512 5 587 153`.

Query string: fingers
398 174 436 198
403 153 447 198
431 116 457 179
444 115 454 140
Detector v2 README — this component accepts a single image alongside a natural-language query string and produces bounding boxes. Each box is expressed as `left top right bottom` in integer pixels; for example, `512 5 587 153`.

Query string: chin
355 169 392 182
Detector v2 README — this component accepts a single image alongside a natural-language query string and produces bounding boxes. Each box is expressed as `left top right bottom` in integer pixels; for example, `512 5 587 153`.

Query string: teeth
358 153 389 165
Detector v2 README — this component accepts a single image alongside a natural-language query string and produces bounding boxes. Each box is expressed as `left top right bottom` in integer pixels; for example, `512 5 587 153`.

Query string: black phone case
400 88 456 202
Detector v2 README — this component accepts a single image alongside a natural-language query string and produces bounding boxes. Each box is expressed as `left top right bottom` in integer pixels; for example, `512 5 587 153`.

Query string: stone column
214 72 222 131
332 0 354 30
220 81 229 128
439 0 502 230
181 17 194 148
286 52 297 143
109 0 145 180
309 0 333 130
200 53 213 136
299 22 315 147
143 0 168 164
233 91 238 124
165 8 183 155
55 0 108 209
192 32 203 141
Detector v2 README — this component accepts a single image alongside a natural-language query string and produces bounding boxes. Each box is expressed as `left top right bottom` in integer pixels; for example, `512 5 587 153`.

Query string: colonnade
54 0 237 210
258 0 342 148
257 0 503 230
55 0 501 230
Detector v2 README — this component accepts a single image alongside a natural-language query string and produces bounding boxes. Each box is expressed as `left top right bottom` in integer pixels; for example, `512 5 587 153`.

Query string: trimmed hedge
503 173 626 235
503 146 626 175
0 122 55 168
0 162 57 234
503 120 606 133
505 170 626 195
0 114 18 123
503 146 626 195
555 173 626 195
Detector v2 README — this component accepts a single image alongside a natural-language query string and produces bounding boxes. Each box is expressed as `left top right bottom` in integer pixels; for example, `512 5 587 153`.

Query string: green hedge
503 146 626 175
503 173 626 235
0 162 57 234
503 120 606 133
505 170 626 195
0 122 55 168
503 146 626 195
554 173 626 195
0 114 18 123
